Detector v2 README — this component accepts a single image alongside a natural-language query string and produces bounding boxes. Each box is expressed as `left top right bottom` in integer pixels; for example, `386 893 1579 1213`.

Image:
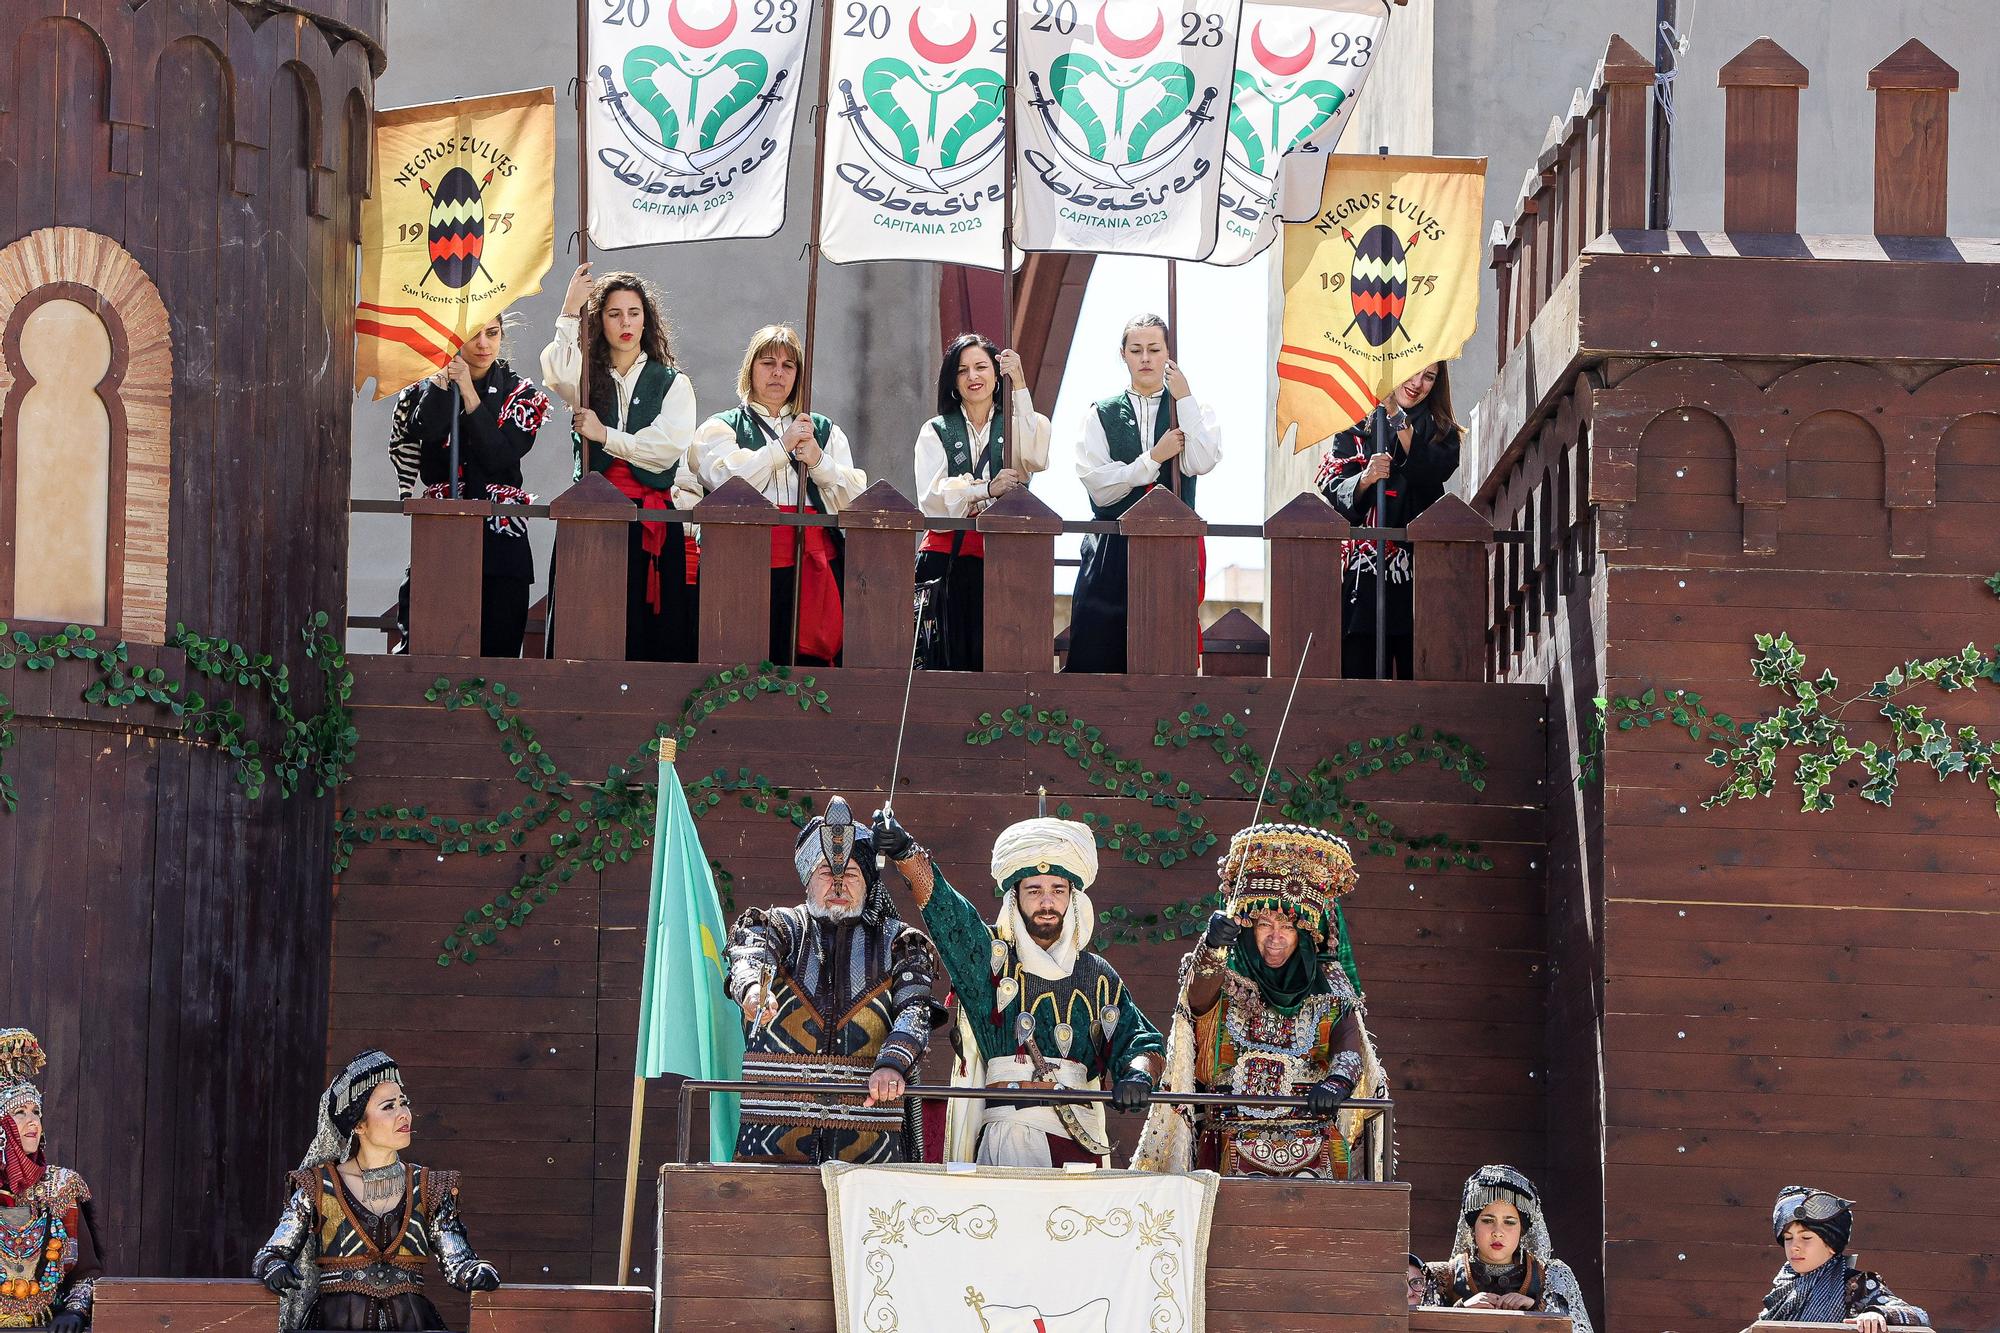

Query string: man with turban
724 796 943 1164
1752 1186 1929 1331
872 810 1164 1167
1132 822 1388 1178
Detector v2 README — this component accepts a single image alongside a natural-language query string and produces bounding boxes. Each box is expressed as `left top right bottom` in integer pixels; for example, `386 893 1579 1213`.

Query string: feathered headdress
0 1029 45 1116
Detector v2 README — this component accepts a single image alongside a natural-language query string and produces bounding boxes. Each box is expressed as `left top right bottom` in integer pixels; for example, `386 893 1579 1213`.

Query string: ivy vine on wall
0 614 355 813
333 663 829 965
965 703 1496 945
336 669 1501 965
1577 633 2000 812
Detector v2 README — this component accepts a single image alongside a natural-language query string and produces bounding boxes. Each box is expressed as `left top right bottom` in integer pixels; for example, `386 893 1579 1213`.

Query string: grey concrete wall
348 0 937 642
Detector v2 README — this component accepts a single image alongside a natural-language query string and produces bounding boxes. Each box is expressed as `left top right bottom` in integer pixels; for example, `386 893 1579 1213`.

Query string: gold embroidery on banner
861 1247 897 1332
862 1200 999 1249
1045 1203 1187 1333
1044 1205 1133 1241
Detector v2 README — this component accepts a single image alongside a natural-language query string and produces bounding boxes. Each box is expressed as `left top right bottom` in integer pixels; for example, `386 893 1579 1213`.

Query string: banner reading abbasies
1016 0 1241 260
821 0 1013 266
586 0 811 247
1206 0 1389 266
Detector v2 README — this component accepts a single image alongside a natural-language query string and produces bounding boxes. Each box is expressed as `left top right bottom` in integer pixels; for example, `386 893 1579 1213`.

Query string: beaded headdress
1454 1164 1556 1264
0 1029 45 1117
1219 823 1358 947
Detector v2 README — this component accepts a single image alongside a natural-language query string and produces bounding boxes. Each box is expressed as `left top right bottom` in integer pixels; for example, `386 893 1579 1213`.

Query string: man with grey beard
722 796 943 1163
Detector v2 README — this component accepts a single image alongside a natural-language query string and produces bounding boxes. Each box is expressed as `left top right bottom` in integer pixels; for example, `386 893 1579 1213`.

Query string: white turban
990 818 1098 979
990 817 1098 891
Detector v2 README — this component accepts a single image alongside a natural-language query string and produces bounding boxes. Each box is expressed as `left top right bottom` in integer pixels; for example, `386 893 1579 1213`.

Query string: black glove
467 1262 502 1293
871 809 916 862
1199 910 1242 951
51 1312 85 1333
1305 1077 1353 1117
1111 1071 1154 1112
261 1260 302 1295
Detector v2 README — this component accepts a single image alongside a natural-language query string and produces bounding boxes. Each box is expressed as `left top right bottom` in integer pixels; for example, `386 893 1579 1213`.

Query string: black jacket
1316 402 1462 635
390 360 548 582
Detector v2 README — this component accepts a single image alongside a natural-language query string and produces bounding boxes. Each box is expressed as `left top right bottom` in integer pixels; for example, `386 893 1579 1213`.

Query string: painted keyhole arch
13 298 115 624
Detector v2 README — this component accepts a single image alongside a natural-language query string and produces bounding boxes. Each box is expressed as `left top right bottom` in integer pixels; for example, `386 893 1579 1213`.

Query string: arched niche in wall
0 226 172 641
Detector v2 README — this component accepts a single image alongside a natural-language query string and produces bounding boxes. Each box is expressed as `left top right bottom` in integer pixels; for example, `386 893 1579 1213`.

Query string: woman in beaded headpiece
253 1050 499 1331
1132 823 1389 1178
1421 1165 1593 1333
0 1029 100 1331
1750 1186 1928 1331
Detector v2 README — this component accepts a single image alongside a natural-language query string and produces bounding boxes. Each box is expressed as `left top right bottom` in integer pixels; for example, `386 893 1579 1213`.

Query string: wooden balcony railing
355 480 1517 682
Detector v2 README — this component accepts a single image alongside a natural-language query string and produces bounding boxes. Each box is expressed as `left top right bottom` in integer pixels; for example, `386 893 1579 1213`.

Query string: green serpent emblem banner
1209 0 1390 266
585 0 812 246
821 0 1015 267
1017 0 1241 261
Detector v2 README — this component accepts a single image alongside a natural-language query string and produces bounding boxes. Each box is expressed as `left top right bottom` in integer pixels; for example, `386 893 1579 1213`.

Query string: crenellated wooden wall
0 0 379 1278
1478 32 1999 1333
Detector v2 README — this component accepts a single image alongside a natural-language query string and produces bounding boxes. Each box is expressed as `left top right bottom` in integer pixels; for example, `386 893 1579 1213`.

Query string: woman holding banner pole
1064 314 1221 674
693 325 867 667
914 334 1051 671
542 264 704 661
1316 361 1461 680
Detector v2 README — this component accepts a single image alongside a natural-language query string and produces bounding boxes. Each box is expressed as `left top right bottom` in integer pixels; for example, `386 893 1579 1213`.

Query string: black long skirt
1063 532 1126 673
624 519 699 662
914 550 984 672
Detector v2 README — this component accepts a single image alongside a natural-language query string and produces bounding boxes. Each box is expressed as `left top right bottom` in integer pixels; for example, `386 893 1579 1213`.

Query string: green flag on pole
636 742 744 1161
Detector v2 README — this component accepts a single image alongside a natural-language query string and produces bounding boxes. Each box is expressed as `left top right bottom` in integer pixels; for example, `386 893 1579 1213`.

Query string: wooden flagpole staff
787 0 841 668
999 0 1021 474
1164 259 1181 497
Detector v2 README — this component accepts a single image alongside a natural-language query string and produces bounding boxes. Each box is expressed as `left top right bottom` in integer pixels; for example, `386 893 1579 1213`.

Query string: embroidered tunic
1186 968 1367 1177
0 1167 98 1330
922 870 1162 1162
254 1164 490 1332
724 906 940 1164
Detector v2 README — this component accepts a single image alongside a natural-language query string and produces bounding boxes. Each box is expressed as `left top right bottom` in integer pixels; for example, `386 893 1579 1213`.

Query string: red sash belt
772 504 843 662
920 530 986 559
602 460 694 611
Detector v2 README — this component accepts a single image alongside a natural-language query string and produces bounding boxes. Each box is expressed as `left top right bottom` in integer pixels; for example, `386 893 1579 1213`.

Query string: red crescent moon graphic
909 9 978 64
669 0 737 48
1251 20 1314 76
1095 3 1164 59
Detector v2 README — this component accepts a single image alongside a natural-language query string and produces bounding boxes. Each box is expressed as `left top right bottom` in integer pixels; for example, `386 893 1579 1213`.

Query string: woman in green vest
1066 314 1222 673
913 333 1051 671
541 263 702 661
692 324 867 665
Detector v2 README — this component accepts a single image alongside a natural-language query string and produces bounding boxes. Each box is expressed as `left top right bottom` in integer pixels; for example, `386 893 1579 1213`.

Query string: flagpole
1164 259 1180 496
788 0 840 667
618 736 678 1281
560 0 596 660
999 0 1020 474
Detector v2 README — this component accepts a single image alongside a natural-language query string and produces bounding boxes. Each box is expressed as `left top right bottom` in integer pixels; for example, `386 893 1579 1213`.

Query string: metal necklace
357 1162 403 1207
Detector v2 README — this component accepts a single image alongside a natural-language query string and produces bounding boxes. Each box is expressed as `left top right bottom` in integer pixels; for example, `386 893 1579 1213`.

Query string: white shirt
913 388 1052 520
692 402 867 511
1074 387 1221 511
539 314 700 482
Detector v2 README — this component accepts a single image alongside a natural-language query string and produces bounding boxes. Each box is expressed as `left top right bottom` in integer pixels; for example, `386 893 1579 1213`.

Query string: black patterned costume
724 798 940 1164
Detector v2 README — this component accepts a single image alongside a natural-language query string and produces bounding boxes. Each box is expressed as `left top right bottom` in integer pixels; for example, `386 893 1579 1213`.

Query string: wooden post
1536 115 1564 301
403 496 487 656
1490 220 1512 369
1119 487 1204 676
692 478 779 664
978 487 1062 673
547 474 633 661
1561 87 1589 267
839 481 926 669
1718 37 1810 233
1869 39 1957 237
1409 496 1494 683
1600 35 1655 231
1200 608 1269 679
1512 175 1539 346
1264 492 1345 680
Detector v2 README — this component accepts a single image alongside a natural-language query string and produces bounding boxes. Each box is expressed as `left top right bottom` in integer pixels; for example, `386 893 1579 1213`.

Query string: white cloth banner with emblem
585 0 812 247
824 1163 1219 1333
1206 0 1389 266
821 0 1015 266
1016 0 1243 260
